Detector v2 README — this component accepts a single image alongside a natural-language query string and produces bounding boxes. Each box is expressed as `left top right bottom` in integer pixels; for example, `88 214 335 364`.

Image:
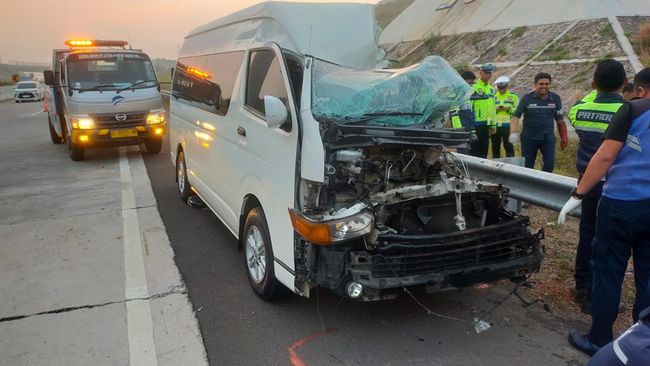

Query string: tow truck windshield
66 52 157 92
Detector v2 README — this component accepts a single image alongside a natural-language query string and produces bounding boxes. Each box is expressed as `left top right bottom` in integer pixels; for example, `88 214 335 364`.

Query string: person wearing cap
492 76 518 158
566 59 627 314
469 63 497 158
558 68 650 356
509 72 568 172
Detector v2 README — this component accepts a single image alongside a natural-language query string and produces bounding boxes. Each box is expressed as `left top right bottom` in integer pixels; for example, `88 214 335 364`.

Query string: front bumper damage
312 216 544 301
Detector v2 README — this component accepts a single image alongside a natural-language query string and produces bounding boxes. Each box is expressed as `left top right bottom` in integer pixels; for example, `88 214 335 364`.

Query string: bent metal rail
457 153 581 217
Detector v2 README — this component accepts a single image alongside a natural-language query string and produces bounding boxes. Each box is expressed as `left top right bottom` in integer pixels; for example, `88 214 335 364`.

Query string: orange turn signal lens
154 127 164 135
288 209 332 245
79 135 89 142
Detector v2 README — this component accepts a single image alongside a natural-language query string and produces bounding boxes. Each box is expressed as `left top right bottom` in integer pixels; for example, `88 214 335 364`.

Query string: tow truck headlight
288 209 374 245
71 117 95 130
146 111 165 125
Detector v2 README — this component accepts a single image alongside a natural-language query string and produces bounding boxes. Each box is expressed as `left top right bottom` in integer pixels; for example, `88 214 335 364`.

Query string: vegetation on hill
375 0 415 29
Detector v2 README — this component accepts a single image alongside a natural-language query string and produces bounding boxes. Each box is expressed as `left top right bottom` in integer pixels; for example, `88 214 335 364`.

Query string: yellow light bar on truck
64 39 129 48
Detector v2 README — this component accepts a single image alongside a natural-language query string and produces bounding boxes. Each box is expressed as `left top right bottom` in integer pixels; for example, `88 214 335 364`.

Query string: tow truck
44 39 165 161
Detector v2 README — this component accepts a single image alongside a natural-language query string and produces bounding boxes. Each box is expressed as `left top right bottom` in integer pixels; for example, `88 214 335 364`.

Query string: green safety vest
450 109 463 128
494 90 519 126
580 90 597 103
569 99 622 133
569 94 624 172
470 79 496 127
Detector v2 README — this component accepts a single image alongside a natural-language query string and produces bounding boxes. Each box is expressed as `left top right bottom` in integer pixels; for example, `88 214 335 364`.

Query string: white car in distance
14 81 44 103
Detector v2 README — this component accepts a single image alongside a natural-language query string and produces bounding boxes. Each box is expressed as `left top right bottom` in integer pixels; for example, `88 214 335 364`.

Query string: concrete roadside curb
122 146 209 366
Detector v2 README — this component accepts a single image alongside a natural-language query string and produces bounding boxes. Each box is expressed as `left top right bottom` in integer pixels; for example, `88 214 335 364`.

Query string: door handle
237 126 246 137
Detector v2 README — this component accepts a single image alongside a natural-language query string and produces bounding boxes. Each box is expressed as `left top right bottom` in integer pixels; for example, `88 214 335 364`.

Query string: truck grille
90 112 147 128
369 218 541 278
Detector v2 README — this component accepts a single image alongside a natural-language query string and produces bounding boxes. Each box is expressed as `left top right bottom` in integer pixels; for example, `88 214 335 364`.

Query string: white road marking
119 147 158 366
28 109 43 117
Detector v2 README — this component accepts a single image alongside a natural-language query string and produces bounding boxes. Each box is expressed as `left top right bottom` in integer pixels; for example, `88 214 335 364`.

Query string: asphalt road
142 121 590 365
0 99 206 366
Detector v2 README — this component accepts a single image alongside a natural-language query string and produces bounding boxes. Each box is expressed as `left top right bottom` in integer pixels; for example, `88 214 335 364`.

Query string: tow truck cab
43 39 165 161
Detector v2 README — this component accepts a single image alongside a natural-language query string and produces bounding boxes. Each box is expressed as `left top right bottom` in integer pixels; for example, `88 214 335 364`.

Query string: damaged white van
170 2 544 301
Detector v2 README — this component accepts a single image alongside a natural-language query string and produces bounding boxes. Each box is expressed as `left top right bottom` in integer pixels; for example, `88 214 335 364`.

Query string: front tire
176 150 192 202
243 207 286 301
48 115 63 144
143 138 162 154
68 138 85 161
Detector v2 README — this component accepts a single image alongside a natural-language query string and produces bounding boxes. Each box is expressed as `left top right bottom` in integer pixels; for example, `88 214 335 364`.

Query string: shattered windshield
311 56 472 126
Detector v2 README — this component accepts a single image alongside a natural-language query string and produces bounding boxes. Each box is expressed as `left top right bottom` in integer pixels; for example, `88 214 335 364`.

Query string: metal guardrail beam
456 153 580 217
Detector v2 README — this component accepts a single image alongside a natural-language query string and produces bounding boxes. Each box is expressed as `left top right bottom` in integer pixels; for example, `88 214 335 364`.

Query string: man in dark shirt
558 68 650 356
509 72 569 172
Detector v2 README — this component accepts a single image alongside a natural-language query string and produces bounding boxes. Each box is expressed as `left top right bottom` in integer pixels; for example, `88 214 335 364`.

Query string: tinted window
246 49 291 131
172 51 244 116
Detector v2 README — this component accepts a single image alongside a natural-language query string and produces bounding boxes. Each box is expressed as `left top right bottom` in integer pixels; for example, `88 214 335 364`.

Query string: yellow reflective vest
494 90 519 127
470 79 496 127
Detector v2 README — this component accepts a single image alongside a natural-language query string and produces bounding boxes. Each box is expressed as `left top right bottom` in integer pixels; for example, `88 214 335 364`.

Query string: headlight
288 209 374 245
146 110 165 124
71 116 95 130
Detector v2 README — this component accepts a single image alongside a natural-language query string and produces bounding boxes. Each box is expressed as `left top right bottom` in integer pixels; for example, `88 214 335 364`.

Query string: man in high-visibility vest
449 70 476 130
559 67 650 356
566 59 627 314
492 76 518 158
469 63 497 158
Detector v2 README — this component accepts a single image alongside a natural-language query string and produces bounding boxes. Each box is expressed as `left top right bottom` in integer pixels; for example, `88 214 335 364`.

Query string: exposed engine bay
304 145 509 235
292 123 544 301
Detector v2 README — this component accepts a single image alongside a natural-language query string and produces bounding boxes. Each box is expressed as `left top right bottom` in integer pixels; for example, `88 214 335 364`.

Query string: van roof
183 1 380 69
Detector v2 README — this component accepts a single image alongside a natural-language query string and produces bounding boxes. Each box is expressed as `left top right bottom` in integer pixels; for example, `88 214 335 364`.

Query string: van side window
172 51 244 116
246 50 291 132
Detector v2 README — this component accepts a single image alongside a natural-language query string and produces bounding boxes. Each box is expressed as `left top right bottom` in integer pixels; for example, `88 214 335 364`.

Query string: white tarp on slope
381 0 650 44
184 1 379 70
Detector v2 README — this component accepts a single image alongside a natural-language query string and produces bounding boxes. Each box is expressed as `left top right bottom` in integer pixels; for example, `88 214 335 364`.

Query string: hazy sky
0 0 378 63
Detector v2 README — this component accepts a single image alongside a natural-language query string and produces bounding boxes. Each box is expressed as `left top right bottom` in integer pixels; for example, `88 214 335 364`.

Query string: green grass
511 26 528 38
470 33 482 46
374 0 415 29
540 44 570 61
424 33 440 53
599 24 615 38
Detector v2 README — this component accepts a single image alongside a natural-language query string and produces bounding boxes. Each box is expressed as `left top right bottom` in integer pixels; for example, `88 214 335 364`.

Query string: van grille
369 218 541 278
90 112 147 128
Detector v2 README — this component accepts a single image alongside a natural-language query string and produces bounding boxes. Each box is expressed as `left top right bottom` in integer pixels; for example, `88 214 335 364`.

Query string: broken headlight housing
288 209 373 245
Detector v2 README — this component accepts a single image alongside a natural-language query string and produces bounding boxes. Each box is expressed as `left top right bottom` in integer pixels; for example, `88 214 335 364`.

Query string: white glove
558 197 582 224
508 133 520 144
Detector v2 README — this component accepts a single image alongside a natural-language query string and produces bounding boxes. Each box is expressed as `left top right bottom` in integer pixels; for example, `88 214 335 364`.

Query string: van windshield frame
65 52 158 92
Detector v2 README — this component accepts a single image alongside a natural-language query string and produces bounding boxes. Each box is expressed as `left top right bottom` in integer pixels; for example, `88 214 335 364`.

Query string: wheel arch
239 194 262 250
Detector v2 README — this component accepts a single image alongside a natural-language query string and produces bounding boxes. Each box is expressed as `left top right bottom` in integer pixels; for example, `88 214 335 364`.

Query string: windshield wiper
117 80 158 93
343 111 423 126
77 84 118 93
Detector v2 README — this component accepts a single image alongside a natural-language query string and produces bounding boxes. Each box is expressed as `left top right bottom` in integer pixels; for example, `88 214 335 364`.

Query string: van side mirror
43 70 55 86
170 67 174 80
264 95 288 129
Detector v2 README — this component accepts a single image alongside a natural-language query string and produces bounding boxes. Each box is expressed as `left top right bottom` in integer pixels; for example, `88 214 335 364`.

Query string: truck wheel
48 115 63 144
243 207 287 301
68 140 85 161
176 150 192 202
143 138 162 154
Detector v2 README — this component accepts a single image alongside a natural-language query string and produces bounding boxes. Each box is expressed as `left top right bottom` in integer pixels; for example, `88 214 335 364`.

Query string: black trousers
491 125 514 158
470 125 489 158
574 180 604 294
